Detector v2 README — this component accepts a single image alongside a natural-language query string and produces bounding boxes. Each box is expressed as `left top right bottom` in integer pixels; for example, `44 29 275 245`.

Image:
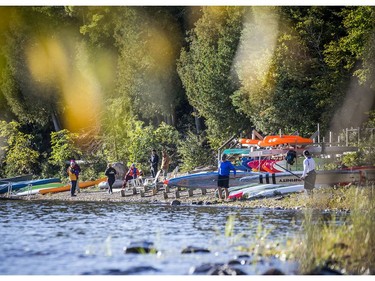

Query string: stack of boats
165 167 375 200
0 176 107 196
165 134 375 200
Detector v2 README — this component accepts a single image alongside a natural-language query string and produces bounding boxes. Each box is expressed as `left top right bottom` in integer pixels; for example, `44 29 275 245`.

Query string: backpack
286 150 296 165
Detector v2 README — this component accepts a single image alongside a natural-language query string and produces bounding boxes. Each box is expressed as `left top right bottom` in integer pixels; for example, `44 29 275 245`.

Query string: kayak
39 177 106 195
238 169 363 187
15 182 65 196
0 178 61 194
229 183 304 200
247 159 287 173
258 135 313 147
244 184 305 199
165 170 261 189
228 183 286 199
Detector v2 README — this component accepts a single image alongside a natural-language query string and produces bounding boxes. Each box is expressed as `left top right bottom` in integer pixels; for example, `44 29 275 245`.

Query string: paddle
273 162 302 180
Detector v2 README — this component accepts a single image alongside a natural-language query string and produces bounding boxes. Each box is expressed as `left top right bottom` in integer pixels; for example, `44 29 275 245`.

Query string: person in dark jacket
217 154 236 200
104 163 117 194
149 149 159 178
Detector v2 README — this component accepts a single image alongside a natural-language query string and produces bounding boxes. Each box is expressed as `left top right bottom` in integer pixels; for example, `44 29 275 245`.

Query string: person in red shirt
122 164 140 189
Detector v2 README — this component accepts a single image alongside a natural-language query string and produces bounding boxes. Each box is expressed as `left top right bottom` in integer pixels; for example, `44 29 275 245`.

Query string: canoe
0 178 61 194
165 170 260 189
39 177 106 194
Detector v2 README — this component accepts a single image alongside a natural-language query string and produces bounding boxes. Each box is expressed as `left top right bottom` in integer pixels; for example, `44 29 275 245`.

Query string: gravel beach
2 182 311 210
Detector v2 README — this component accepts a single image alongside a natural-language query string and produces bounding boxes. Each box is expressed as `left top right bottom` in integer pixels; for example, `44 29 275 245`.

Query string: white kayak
229 183 286 199
244 184 304 199
229 183 304 200
98 179 124 189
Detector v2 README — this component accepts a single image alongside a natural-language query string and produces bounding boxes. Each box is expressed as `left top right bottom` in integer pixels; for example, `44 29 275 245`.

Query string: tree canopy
0 6 374 178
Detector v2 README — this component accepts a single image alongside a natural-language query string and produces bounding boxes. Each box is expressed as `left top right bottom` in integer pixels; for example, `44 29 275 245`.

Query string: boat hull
238 169 369 187
166 171 260 189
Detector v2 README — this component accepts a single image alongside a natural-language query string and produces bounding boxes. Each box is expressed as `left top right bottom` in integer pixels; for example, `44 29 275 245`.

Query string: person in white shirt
301 150 316 195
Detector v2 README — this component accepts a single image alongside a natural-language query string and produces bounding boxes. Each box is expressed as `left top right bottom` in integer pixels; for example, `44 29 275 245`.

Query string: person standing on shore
71 160 81 193
149 149 159 179
217 154 236 200
160 149 170 180
105 163 117 194
301 150 316 196
67 161 78 197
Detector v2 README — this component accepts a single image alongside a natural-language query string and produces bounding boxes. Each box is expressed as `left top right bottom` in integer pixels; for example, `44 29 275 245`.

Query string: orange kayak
39 177 107 195
258 135 313 147
238 138 261 145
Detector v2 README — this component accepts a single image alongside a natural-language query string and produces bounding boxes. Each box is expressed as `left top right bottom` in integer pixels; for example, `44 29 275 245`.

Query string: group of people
217 149 316 200
102 149 171 194
69 147 316 198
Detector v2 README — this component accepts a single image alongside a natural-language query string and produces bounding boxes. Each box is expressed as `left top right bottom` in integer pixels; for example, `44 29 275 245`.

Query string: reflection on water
0 200 344 275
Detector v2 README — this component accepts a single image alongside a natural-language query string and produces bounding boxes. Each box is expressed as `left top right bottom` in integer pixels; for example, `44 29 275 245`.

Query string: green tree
177 130 215 172
178 6 252 148
78 7 184 127
49 129 82 178
323 7 375 132
124 121 180 175
0 121 39 177
0 7 79 130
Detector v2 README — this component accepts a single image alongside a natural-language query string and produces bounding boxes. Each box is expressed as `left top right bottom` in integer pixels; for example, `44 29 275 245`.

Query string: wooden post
152 187 157 196
201 188 206 195
346 128 349 146
165 185 170 193
163 192 168 199
132 187 137 195
188 189 194 197
140 190 145 197
175 190 180 198
121 189 125 197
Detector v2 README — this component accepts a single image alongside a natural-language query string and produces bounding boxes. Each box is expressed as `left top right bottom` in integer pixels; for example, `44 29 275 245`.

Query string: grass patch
291 185 375 274
227 184 375 274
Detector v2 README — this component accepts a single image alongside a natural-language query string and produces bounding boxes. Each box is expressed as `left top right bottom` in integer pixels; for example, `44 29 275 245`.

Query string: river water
0 200 339 275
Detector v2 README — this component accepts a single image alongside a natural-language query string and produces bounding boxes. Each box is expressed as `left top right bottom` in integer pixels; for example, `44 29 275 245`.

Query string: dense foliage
0 6 374 179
